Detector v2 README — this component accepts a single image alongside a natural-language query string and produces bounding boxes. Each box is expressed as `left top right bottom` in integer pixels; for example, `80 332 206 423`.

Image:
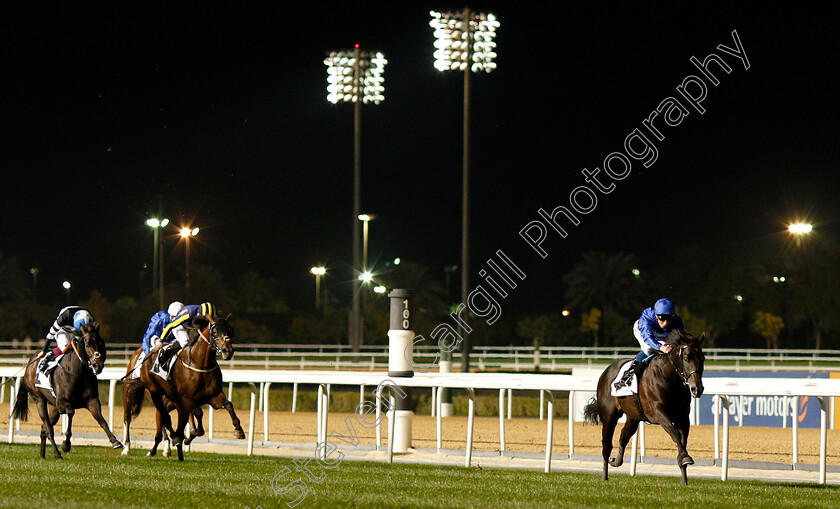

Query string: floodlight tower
430 9 499 372
324 45 387 352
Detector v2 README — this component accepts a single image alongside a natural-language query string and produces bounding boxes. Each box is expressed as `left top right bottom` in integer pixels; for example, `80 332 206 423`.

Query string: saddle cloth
610 361 638 398
150 354 178 380
35 354 64 398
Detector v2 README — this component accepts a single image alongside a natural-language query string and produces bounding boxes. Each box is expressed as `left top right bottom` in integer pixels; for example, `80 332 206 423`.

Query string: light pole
311 267 326 312
430 8 499 372
146 217 170 309
180 226 199 300
325 45 387 353
358 214 376 272
62 280 71 305
29 267 39 300
789 222 813 247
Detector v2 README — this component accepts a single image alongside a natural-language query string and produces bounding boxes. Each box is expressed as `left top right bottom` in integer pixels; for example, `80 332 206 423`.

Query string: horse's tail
583 397 600 424
124 378 146 420
11 382 30 422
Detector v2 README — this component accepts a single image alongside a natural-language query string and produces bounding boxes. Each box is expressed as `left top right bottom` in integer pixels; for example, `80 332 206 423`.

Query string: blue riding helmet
73 310 94 330
653 298 675 316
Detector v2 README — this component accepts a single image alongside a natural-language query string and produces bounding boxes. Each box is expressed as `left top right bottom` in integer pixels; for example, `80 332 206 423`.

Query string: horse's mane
664 329 699 348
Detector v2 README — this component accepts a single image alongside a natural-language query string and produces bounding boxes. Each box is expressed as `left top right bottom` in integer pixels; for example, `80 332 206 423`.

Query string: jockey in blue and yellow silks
153 302 217 375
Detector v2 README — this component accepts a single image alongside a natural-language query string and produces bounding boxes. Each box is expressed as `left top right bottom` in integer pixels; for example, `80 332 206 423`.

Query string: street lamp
180 226 199 299
311 267 326 312
325 45 387 353
62 280 71 304
358 214 376 272
788 223 813 247
430 8 499 372
146 217 170 309
30 267 39 299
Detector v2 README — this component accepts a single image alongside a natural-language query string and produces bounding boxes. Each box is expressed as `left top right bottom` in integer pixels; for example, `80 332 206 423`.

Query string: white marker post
388 289 414 453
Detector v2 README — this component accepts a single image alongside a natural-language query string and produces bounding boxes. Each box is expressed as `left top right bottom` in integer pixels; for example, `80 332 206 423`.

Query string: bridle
180 319 231 373
667 344 700 386
60 331 102 376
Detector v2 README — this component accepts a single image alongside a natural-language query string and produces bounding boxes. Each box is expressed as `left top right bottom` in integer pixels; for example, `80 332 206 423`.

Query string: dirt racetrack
3 402 839 466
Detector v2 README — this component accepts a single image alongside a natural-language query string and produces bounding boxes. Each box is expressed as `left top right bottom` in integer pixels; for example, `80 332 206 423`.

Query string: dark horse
11 325 123 459
121 345 207 457
583 330 705 484
123 315 245 460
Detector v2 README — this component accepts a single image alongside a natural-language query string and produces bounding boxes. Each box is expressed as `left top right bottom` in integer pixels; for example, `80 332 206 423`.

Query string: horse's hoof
162 450 170 458
681 456 694 466
62 443 71 453
146 450 156 457
121 448 129 456
608 457 623 468
234 429 246 440
112 441 123 449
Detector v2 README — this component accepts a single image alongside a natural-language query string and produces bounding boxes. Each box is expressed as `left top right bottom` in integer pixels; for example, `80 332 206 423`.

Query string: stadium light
325 45 387 353
430 8 499 372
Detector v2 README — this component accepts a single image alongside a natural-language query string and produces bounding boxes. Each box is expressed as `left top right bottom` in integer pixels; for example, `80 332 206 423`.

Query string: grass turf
2 443 840 508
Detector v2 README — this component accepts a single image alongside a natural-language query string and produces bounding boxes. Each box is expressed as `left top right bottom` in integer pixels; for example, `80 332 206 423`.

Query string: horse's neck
653 351 679 380
186 332 216 368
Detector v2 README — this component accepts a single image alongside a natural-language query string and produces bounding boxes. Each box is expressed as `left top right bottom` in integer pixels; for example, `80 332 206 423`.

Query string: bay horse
123 314 245 460
121 345 207 457
11 325 123 459
583 330 705 484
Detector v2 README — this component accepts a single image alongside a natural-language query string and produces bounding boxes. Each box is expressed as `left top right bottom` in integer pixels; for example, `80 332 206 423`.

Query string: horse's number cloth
35 354 63 398
610 361 638 397
151 354 178 379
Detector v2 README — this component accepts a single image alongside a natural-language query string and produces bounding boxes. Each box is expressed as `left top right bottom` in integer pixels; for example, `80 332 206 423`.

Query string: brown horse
123 315 245 460
583 330 705 484
11 325 123 458
120 345 206 457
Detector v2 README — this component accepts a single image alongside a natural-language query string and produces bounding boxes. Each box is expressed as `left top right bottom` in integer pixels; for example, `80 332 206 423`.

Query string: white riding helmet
168 301 184 317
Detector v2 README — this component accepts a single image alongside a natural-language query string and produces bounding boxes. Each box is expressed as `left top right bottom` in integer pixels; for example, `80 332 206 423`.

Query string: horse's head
208 314 235 361
665 330 705 398
76 324 106 375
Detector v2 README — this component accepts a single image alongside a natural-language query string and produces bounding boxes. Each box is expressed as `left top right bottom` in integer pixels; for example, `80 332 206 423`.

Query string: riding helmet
653 298 675 315
73 309 94 330
168 301 184 317
200 302 217 318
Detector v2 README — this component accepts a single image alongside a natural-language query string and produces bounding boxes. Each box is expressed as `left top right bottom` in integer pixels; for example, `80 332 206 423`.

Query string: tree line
2 240 839 350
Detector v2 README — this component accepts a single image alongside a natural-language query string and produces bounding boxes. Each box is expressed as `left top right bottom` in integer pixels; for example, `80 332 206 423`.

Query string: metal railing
3 341 839 372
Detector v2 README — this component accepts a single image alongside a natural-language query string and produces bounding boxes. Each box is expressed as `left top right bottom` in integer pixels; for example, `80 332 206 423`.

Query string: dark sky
2 3 838 312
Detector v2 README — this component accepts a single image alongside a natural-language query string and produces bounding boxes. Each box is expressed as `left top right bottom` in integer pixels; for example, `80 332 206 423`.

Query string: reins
178 322 227 373
667 344 698 386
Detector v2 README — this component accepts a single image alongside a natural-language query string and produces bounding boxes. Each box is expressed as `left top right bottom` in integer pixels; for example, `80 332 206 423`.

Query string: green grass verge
2 443 839 508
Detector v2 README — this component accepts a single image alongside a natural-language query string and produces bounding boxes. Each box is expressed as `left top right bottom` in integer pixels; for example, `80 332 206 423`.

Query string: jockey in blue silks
142 301 184 355
615 298 685 390
153 302 217 376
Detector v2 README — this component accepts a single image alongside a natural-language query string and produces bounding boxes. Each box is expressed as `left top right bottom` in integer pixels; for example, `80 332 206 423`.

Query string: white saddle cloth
35 354 63 398
610 361 639 398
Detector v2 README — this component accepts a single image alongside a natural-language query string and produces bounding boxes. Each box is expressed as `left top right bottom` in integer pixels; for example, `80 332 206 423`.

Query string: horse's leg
655 414 693 484
609 418 640 468
210 392 245 439
678 419 692 485
60 406 74 453
85 397 123 449
173 408 191 461
600 405 621 481
35 398 61 459
184 407 205 445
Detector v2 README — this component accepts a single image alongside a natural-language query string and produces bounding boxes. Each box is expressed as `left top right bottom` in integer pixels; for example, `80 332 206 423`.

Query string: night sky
3 4 838 313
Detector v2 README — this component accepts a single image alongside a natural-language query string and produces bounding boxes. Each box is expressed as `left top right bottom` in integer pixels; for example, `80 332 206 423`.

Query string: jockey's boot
614 360 640 390
38 350 56 374
156 342 182 377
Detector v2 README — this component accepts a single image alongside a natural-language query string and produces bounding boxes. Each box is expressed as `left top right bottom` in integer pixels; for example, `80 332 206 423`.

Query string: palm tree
563 251 645 345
